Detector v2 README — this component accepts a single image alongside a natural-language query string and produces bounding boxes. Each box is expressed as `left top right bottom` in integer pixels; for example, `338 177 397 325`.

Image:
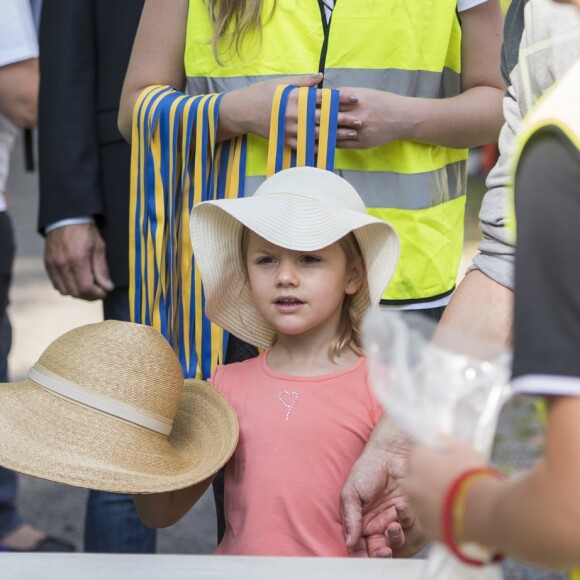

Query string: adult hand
219 74 361 147
335 86 410 150
340 421 427 558
404 438 486 542
220 73 321 143
278 79 362 148
44 223 114 301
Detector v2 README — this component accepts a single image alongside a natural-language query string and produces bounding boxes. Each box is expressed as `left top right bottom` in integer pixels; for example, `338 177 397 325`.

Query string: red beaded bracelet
441 466 505 567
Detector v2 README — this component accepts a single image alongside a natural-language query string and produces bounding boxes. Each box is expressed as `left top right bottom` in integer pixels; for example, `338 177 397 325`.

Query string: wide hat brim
190 169 400 349
0 377 238 494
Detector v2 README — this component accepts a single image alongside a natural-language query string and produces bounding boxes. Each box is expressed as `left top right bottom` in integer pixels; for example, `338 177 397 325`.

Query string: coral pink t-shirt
209 352 382 556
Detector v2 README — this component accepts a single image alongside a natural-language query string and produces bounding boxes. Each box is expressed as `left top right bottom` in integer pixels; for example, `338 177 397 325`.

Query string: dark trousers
0 212 22 538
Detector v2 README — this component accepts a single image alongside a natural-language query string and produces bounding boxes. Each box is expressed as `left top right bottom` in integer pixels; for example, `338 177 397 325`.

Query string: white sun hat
190 167 400 349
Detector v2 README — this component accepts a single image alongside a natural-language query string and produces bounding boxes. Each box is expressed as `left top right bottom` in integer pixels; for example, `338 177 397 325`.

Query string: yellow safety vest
511 59 580 233
510 60 580 580
185 0 466 304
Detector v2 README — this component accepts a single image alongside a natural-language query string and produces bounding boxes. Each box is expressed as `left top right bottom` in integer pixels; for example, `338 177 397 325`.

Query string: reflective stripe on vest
184 0 466 303
510 60 580 238
187 68 461 101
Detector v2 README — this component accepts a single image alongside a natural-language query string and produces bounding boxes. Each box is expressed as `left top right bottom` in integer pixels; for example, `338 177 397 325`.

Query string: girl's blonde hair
332 234 369 359
207 0 270 62
241 228 370 360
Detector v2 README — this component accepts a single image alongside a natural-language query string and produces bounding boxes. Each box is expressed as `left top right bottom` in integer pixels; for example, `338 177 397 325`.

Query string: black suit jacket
38 0 145 287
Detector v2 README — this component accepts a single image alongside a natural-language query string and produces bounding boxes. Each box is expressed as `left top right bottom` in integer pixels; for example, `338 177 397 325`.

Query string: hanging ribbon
130 82 337 378
266 84 340 177
129 84 246 379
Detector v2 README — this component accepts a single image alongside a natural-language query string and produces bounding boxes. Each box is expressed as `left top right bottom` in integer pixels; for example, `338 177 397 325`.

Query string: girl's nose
275 261 298 287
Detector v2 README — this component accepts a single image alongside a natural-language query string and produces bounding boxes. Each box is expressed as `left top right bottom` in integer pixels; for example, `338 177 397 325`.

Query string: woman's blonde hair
207 0 272 62
241 228 370 360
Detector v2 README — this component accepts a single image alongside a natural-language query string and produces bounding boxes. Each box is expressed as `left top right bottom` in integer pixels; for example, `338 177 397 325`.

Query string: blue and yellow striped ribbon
129 85 246 379
130 83 337 377
266 84 340 177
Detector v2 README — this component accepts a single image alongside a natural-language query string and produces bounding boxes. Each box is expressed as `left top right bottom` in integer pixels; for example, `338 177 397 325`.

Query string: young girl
132 166 400 556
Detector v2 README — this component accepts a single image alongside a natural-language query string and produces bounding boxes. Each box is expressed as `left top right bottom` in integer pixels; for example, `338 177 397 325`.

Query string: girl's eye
256 256 275 265
301 255 321 264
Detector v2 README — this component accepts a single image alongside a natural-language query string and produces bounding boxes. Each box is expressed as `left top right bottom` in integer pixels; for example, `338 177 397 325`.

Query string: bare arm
337 0 505 150
439 270 513 347
133 475 215 528
0 58 38 128
467 85 525 300
407 0 506 147
466 397 580 567
406 397 580 568
118 0 188 141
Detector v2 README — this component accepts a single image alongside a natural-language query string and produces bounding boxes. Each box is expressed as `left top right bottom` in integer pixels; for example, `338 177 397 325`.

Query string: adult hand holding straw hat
0 321 238 494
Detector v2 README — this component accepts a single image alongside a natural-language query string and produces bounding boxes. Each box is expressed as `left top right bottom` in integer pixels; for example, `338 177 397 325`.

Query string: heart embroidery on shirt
278 390 300 421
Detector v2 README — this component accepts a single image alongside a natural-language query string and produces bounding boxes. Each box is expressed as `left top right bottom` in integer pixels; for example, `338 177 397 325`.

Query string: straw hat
190 166 400 348
0 321 238 494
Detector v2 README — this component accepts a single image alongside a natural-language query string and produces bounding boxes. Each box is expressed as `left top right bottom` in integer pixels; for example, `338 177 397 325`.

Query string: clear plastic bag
362 309 513 580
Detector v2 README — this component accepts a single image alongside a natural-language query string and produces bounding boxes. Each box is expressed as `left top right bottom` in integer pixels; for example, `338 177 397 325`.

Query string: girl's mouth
274 297 305 312
275 298 304 305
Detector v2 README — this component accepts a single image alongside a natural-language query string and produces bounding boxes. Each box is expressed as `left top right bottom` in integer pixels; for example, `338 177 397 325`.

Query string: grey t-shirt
471 0 580 290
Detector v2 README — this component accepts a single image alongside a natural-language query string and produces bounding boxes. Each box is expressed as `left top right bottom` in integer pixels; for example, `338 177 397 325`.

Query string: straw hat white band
28 364 173 436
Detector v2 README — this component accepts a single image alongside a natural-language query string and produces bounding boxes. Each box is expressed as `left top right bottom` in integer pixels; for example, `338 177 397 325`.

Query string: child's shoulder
210 353 264 398
212 352 264 381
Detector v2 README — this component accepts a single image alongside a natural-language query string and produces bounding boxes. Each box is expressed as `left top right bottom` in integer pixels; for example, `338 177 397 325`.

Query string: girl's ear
345 258 364 296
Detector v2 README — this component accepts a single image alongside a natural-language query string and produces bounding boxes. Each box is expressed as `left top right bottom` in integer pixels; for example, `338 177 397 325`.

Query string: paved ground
4 136 569 576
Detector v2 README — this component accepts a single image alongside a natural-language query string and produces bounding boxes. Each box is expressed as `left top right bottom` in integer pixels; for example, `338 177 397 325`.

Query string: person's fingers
44 243 80 297
69 256 107 300
340 486 364 553
337 112 361 128
386 522 406 551
366 533 393 558
91 238 114 293
284 83 362 139
308 108 359 126
44 259 70 296
391 503 428 557
346 536 371 558
50 257 104 300
284 72 323 88
395 502 415 530
284 126 357 147
339 92 358 106
283 76 323 117
302 89 358 107
336 127 358 141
